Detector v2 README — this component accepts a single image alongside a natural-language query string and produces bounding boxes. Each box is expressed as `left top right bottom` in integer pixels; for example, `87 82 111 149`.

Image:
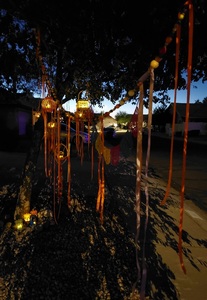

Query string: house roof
0 90 41 110
96 115 117 129
167 102 207 120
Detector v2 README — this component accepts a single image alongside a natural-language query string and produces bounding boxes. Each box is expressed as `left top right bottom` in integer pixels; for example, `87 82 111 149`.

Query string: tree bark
14 116 44 220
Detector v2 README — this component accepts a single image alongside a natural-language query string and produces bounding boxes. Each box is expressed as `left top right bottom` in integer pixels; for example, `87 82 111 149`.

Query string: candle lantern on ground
15 219 24 230
23 213 31 224
30 210 38 226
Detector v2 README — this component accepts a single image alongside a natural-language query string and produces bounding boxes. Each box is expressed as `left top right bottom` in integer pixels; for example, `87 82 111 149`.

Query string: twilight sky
63 80 207 117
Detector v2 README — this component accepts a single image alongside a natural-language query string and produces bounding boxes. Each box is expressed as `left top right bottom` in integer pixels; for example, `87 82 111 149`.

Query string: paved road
115 131 207 212
141 133 207 212
1 131 206 213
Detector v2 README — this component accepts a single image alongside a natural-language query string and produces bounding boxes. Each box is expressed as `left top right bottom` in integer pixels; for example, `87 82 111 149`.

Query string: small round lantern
47 121 56 129
41 97 57 113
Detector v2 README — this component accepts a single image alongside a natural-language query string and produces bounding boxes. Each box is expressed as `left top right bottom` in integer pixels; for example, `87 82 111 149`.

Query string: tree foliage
0 0 206 108
195 96 207 103
115 111 131 125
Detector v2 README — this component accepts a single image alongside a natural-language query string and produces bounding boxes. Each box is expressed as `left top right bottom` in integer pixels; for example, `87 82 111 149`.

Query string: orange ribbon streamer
178 0 194 275
96 117 105 224
160 20 181 205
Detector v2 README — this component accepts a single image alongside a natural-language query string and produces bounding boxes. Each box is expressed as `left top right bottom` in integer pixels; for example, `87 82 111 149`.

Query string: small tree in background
115 111 131 128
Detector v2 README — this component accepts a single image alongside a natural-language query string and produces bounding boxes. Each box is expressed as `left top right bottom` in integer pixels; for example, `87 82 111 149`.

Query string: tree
0 0 206 107
195 96 207 104
115 111 131 127
1 0 206 220
202 97 207 104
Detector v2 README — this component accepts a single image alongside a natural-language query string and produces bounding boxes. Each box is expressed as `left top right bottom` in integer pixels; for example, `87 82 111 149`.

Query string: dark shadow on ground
0 148 207 299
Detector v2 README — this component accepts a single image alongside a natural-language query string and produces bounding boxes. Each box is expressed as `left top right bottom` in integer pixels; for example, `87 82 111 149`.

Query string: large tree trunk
14 116 44 220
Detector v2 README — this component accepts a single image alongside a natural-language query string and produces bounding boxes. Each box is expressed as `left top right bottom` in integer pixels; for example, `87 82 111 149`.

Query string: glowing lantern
23 213 31 223
55 144 68 162
47 121 56 129
59 151 65 159
15 219 23 230
76 100 89 109
75 91 92 121
32 111 41 125
178 12 185 20
41 97 57 113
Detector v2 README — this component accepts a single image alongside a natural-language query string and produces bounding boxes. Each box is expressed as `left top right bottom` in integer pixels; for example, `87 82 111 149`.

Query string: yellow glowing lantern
55 144 67 162
36 111 41 118
41 97 57 113
75 91 93 122
32 110 41 126
23 213 31 223
15 219 23 230
76 100 89 109
47 121 56 129
59 151 65 159
178 12 185 20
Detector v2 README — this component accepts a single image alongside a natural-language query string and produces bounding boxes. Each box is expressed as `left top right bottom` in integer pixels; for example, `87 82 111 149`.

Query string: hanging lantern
76 99 90 110
41 96 57 113
32 110 41 125
55 144 68 162
47 121 56 129
75 91 91 121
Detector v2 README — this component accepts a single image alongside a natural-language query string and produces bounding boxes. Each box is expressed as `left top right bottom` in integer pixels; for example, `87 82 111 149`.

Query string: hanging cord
90 123 97 180
53 108 63 221
178 0 194 275
91 142 94 179
53 119 58 224
139 69 154 300
42 111 48 177
96 116 105 224
53 156 58 224
80 121 84 164
132 83 144 295
160 20 181 206
67 116 71 207
35 28 58 102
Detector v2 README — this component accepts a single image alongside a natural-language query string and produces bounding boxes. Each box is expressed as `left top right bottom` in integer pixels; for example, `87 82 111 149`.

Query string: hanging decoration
95 116 105 224
32 3 194 293
129 2 193 297
41 96 57 177
74 91 94 162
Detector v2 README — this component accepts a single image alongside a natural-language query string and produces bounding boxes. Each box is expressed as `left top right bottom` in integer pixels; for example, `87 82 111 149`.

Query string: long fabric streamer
160 22 181 206
140 69 154 300
132 83 144 295
178 0 193 275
